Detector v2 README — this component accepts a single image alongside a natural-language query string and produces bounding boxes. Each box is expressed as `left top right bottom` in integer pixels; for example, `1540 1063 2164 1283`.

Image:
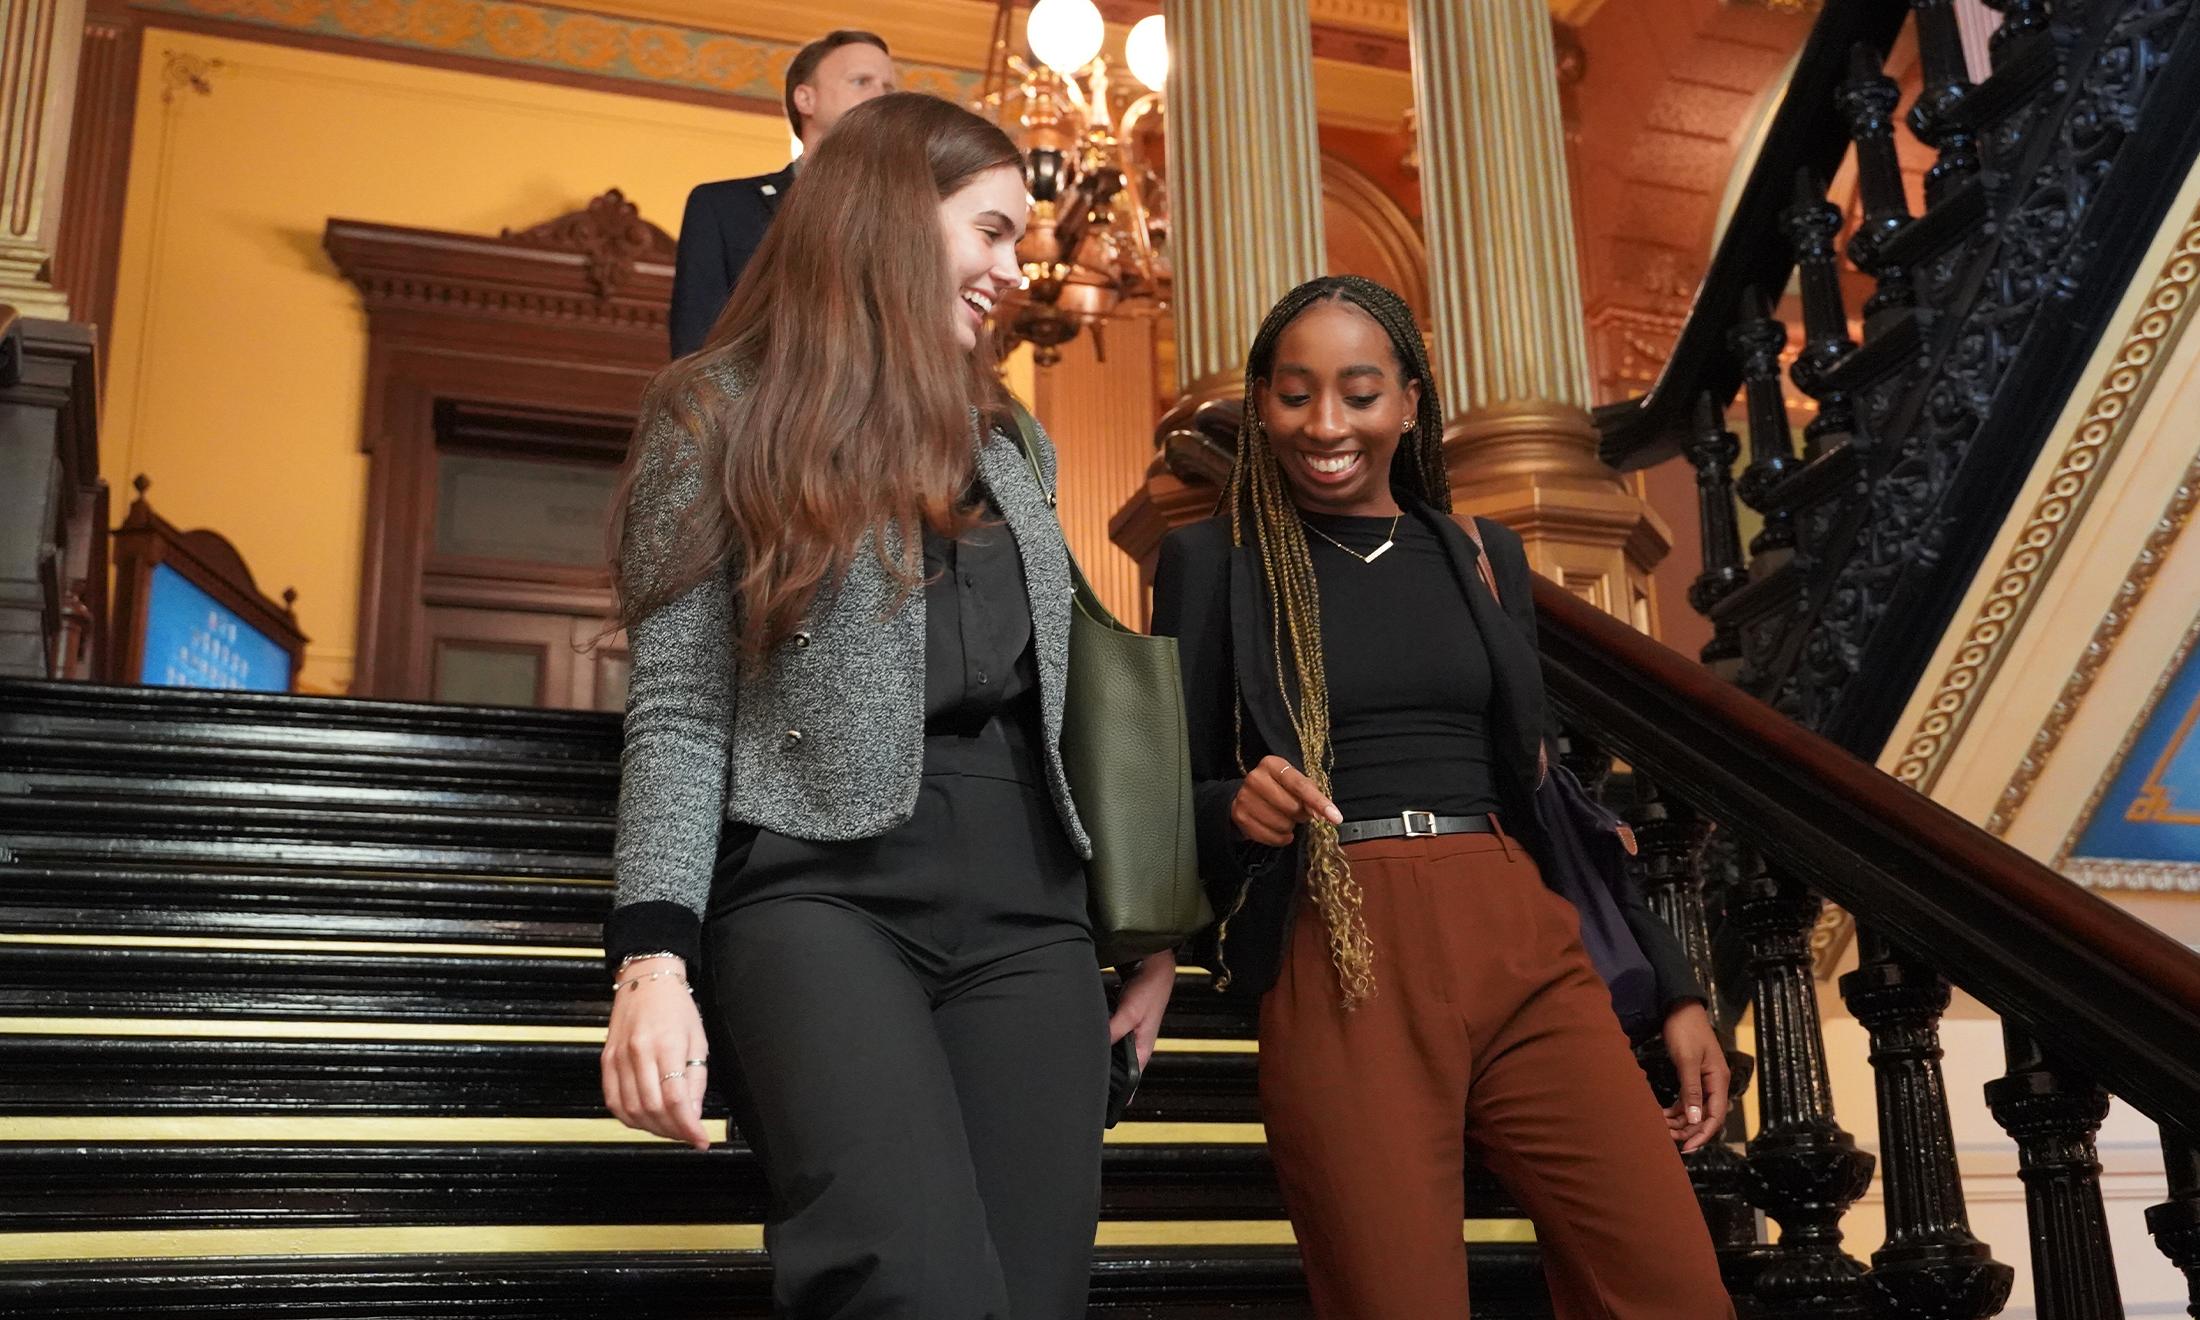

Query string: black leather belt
1334 811 1498 844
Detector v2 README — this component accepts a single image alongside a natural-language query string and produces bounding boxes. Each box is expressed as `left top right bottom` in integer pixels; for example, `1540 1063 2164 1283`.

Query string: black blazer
1149 497 1701 1012
669 165 793 359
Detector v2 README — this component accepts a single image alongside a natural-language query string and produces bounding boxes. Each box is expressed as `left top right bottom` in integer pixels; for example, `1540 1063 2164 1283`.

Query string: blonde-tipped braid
1228 275 1452 1009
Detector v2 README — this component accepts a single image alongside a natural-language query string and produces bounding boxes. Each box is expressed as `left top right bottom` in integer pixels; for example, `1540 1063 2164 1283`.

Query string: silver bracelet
616 950 684 970
616 967 691 993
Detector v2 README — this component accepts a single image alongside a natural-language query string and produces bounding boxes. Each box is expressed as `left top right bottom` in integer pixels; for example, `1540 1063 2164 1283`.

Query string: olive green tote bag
1003 404 1210 968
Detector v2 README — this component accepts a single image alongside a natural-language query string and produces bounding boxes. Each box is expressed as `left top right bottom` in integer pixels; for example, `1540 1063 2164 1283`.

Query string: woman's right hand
1230 755 1343 847
601 957 715 1151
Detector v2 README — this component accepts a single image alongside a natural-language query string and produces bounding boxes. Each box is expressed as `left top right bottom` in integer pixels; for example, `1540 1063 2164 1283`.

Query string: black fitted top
919 501 1039 731
1301 510 1500 820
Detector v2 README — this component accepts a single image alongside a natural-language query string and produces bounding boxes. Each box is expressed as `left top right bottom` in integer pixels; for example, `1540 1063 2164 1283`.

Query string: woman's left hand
1108 949 1177 1069
1661 1000 1731 1154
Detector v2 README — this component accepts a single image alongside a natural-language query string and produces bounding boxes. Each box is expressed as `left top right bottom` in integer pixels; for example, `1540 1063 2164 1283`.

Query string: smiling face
1254 300 1424 517
937 163 1027 353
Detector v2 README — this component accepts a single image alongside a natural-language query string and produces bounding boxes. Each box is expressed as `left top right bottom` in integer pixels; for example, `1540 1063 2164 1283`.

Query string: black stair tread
0 946 1254 1034
2 732 619 790
0 1140 1526 1229
1 793 615 842
0 829 613 875
0 679 624 759
0 1036 1262 1122
2 767 614 820
0 1248 1553 1318
0 860 609 944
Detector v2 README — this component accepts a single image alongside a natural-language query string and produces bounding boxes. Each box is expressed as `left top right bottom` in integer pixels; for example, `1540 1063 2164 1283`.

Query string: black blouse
920 501 1039 731
1302 510 1500 820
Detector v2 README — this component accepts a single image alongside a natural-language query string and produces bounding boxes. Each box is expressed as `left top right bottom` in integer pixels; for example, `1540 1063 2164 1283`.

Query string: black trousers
703 722 1108 1319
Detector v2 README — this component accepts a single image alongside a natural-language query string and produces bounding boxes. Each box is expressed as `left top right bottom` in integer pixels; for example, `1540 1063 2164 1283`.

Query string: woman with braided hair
1151 275 1734 1317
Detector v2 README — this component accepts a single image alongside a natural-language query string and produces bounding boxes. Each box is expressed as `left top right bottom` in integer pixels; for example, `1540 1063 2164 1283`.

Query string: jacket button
791 631 812 649
781 728 803 749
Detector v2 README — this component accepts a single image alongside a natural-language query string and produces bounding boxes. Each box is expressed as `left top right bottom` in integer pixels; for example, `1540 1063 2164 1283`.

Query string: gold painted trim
0 1223 765 1263
0 934 600 958
0 1116 724 1143
0 1116 1268 1145
1992 483 2200 838
2061 857 2200 892
0 1017 605 1042
1891 207 2200 794
0 1218 1537 1263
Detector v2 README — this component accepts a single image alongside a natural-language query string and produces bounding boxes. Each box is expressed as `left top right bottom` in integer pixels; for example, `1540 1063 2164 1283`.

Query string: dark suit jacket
669 165 793 359
1149 497 1702 1015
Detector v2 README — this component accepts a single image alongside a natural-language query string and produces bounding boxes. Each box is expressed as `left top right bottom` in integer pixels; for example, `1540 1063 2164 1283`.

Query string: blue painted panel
2072 634 2200 864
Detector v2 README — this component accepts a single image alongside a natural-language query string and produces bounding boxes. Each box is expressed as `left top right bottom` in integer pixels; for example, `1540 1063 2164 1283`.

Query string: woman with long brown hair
597 92 1176 1318
1153 275 1734 1317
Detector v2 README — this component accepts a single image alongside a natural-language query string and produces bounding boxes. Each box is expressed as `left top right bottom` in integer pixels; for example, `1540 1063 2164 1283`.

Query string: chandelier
977 0 1170 366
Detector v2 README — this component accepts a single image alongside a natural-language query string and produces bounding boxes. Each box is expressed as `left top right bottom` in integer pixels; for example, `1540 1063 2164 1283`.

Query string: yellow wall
105 29 790 692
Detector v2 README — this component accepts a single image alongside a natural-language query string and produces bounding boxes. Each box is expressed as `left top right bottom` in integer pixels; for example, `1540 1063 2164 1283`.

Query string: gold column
1409 0 1666 623
1115 0 1328 579
1162 0 1325 395
0 0 87 319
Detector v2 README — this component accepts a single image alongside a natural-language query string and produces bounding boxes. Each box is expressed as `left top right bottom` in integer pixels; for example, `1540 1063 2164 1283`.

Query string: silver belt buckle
1400 810 1438 838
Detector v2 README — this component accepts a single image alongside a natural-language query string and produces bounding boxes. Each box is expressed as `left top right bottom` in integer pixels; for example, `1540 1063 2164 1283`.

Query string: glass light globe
1125 14 1168 91
1026 0 1105 74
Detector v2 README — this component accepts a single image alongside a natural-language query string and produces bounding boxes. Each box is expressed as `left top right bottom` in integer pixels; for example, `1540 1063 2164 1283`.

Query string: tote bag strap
1000 402 1129 632
1459 514 1551 787
1458 515 1506 606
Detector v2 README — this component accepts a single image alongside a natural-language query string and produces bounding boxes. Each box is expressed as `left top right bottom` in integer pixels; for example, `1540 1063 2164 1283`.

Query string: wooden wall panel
1035 316 1161 627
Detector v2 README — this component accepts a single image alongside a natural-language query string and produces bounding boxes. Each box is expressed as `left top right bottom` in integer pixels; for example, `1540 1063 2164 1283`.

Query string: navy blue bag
1461 519 1662 1041
1529 759 1663 1041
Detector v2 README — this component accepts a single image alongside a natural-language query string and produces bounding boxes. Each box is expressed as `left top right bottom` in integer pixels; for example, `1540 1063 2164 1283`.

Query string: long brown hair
1230 275 1449 1008
614 93 1022 655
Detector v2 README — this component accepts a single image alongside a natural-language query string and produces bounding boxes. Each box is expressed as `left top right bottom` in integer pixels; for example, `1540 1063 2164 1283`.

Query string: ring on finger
660 1070 685 1083
685 1058 708 1068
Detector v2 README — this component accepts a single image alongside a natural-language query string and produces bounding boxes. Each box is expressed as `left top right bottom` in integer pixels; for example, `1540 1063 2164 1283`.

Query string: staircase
1595 0 2200 754
0 679 1557 1318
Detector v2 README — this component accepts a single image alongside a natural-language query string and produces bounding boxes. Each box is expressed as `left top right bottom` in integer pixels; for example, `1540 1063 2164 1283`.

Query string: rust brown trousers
1257 831 1736 1319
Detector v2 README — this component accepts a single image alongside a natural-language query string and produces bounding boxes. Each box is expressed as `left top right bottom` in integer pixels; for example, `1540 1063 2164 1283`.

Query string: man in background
668 30 897 359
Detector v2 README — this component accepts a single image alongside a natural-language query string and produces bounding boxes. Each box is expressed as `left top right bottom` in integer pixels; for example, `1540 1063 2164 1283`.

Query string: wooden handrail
1593 0 1910 471
1534 576 2200 1142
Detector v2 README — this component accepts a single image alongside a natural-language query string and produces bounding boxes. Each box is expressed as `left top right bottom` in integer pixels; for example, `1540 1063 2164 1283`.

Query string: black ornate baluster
1981 0 2053 70
1730 290 1799 559
1838 45 1916 324
1908 0 1980 206
2146 1133 2200 1319
1687 393 1748 670
1629 783 1764 1290
1782 169 1859 458
1838 927 2013 1318
1983 1025 2124 1319
1737 853 1874 1318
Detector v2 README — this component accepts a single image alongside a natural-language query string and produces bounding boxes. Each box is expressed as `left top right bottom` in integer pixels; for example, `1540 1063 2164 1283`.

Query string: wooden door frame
323 190 673 700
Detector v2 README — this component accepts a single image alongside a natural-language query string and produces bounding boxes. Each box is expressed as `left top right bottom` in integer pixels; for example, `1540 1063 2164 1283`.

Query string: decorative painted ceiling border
1885 202 2200 796
1991 469 2200 841
128 0 985 107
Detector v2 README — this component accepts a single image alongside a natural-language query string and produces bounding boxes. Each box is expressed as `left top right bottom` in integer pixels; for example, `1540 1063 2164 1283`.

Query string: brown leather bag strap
1459 516 1504 604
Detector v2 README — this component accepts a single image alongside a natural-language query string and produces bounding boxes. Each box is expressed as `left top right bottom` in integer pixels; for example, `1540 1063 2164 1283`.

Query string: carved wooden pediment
324 189 675 332
500 189 676 301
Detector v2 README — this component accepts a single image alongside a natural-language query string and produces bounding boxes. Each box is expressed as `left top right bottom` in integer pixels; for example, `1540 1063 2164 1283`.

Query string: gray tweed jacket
605 372 1091 967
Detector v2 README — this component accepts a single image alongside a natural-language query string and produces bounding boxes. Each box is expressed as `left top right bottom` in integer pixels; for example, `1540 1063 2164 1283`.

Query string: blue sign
139 563 293 693
2071 634 2200 867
